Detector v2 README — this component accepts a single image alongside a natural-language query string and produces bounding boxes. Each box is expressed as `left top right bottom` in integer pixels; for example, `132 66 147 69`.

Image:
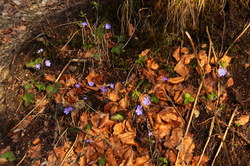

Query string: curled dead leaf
44 74 56 82
204 64 211 74
168 77 184 84
134 154 150 166
147 59 159 70
235 115 249 126
180 47 189 54
219 54 232 67
32 138 40 145
172 47 181 61
227 78 234 87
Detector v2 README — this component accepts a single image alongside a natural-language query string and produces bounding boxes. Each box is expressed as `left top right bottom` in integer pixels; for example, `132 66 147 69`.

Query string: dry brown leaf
106 148 117 166
172 47 181 61
204 64 211 74
32 138 40 145
108 91 120 101
164 128 183 149
174 60 189 77
134 154 150 166
168 77 184 84
192 155 209 166
44 74 56 82
27 144 41 159
113 123 124 135
227 78 234 87
118 132 138 146
235 115 249 126
157 124 172 138
147 59 159 70
198 50 208 67
119 97 128 109
184 53 195 64
128 22 135 37
244 63 249 69
177 135 195 165
139 49 150 58
180 47 189 54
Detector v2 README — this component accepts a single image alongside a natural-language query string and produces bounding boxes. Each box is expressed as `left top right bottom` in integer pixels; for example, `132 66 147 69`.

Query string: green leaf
85 124 92 131
111 112 125 121
24 84 32 90
35 83 46 91
209 92 216 100
98 156 106 166
46 83 60 95
117 35 125 43
188 97 195 102
184 93 191 99
151 94 159 103
0 151 16 162
135 59 144 66
111 44 123 55
132 90 140 99
30 78 36 85
26 58 42 68
184 99 189 105
23 93 35 106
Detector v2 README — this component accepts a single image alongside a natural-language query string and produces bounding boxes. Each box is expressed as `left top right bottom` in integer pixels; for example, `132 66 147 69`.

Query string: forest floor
0 1 249 166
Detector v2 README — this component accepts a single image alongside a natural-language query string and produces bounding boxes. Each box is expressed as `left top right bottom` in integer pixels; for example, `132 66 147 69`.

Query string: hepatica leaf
111 112 125 121
35 83 46 91
23 93 35 106
0 151 16 162
26 58 43 68
151 93 159 103
24 84 32 90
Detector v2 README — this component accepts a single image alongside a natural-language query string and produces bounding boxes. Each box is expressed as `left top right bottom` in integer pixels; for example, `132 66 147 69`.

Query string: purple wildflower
82 22 87 27
85 139 93 143
35 63 41 69
148 132 153 136
37 48 44 54
45 60 51 67
64 106 74 115
162 76 168 81
218 66 227 77
105 23 111 30
88 81 94 86
142 96 151 106
75 83 80 88
100 86 108 92
83 95 87 100
110 83 115 89
135 105 143 115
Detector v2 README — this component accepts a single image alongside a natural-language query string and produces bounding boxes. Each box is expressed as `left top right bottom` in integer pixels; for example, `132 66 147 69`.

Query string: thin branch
211 107 237 166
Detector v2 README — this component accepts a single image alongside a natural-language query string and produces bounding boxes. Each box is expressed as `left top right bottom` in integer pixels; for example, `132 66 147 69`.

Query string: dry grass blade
211 107 237 166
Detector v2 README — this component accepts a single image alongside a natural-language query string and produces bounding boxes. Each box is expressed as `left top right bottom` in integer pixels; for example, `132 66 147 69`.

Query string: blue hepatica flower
218 66 227 77
85 139 93 143
148 132 153 136
37 48 44 54
83 95 87 100
64 106 74 115
162 76 168 81
75 83 80 88
142 96 151 106
100 86 108 92
105 23 111 30
136 105 143 115
82 22 87 27
45 60 51 67
110 83 115 89
88 81 94 86
35 63 41 69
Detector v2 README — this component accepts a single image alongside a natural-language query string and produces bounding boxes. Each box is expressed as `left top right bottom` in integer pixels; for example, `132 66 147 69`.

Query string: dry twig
211 107 237 166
